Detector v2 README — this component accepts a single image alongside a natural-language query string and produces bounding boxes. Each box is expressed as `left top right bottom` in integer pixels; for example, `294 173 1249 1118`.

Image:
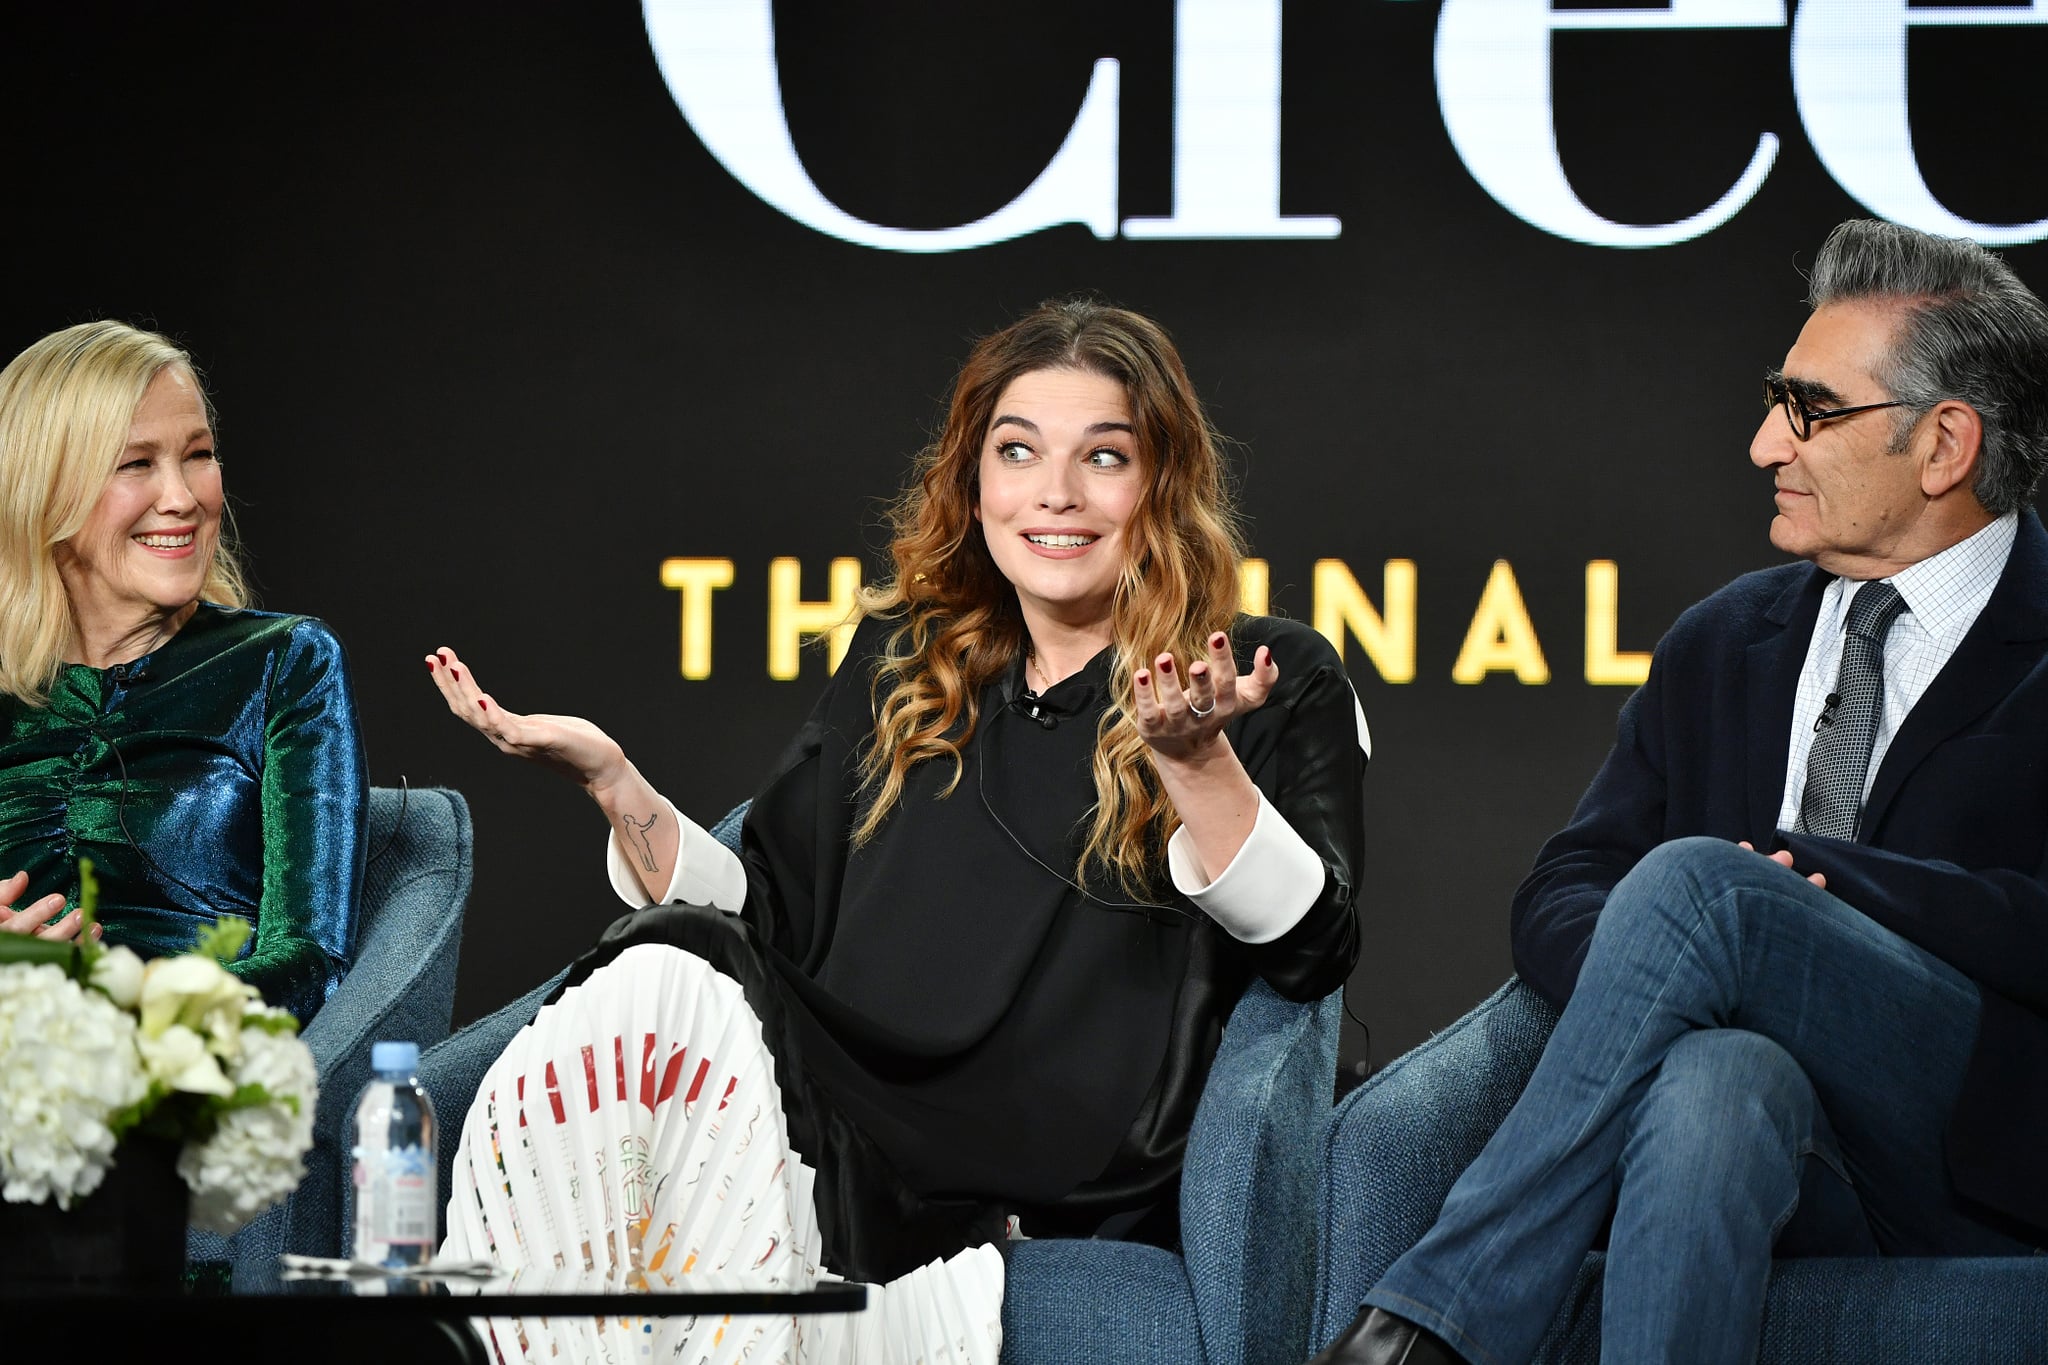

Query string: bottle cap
372 1040 420 1074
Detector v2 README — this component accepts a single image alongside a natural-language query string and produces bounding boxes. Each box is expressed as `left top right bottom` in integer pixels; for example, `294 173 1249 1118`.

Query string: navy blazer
1513 511 2048 1237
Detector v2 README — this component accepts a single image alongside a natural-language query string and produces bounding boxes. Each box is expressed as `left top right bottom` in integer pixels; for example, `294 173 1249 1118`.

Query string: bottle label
353 1137 435 1250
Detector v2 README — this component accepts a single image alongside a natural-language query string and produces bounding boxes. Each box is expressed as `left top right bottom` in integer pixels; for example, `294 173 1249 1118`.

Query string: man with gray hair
1312 219 2048 1365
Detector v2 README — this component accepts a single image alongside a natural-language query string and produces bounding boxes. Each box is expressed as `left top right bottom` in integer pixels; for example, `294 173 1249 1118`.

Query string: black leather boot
1305 1307 1465 1365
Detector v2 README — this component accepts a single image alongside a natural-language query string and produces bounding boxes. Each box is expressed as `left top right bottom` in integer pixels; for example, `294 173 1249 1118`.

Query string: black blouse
728 611 1364 1235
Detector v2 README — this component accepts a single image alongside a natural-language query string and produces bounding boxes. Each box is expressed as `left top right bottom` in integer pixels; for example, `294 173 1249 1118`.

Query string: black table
8 1269 866 1364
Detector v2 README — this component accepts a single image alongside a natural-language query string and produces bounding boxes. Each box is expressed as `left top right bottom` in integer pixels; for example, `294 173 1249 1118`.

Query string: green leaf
0 937 81 969
214 1080 301 1116
70 858 105 976
77 857 98 924
133 1090 214 1144
242 1010 302 1037
192 917 251 964
107 1080 172 1142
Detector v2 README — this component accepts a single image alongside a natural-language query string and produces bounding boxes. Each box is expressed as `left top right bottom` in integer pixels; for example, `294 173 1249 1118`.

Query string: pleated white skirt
442 942 1005 1364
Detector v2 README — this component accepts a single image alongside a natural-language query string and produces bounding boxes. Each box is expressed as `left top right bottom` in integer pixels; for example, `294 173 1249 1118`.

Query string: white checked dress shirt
1775 513 2019 833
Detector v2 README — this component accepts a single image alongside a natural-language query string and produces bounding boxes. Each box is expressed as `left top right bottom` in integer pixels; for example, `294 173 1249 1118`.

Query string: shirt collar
1856 512 2019 636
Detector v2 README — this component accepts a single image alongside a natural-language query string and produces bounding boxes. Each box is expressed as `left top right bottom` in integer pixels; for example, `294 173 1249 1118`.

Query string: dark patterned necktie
1796 581 1909 840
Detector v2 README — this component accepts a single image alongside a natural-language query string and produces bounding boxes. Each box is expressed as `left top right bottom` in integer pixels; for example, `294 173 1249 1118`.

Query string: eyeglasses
1763 373 1907 441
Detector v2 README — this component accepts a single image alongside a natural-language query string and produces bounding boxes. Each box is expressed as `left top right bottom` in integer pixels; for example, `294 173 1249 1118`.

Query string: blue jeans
1365 837 2033 1365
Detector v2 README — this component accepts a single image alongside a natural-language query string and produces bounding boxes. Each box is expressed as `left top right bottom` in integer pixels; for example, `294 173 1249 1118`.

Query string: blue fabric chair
414 803 1344 1365
190 785 473 1272
1312 978 2048 1364
1001 980 1341 1365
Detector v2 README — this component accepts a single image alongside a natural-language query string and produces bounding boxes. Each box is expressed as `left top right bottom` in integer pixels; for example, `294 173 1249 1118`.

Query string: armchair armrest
296 786 473 1256
196 785 474 1268
418 967 569 1221
1313 978 1558 1345
1180 979 1343 1365
306 787 473 1066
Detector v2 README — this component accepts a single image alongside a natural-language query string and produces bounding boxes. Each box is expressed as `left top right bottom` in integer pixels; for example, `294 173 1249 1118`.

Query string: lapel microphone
1814 692 1841 732
1007 693 1060 730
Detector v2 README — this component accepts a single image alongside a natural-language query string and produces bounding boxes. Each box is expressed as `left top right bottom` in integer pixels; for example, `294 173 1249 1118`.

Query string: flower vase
0 1135 187 1291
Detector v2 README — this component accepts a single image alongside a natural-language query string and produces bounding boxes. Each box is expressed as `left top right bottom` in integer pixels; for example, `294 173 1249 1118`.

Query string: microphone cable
987 675 1377 1072
973 697 1196 926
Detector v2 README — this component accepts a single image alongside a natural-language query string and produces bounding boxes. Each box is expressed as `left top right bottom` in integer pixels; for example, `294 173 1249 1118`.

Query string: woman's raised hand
0 869 98 942
427 647 680 899
1132 632 1280 763
425 647 630 795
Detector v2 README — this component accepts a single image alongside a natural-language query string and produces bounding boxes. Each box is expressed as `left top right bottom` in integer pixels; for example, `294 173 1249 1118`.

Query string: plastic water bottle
352 1040 438 1267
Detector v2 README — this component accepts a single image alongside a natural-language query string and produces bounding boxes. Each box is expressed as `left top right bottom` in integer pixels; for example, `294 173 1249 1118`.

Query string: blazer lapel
1746 569 1828 845
1863 514 2048 836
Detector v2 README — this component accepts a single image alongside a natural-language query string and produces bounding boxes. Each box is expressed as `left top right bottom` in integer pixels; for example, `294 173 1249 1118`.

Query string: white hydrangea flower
180 1022 318 1235
230 1018 317 1102
0 963 149 1208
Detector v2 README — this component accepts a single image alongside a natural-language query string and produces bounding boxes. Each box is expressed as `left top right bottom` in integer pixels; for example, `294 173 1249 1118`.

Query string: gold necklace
1025 645 1058 694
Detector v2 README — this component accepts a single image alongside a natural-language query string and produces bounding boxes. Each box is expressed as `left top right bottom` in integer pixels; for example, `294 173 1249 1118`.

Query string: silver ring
1187 700 1216 717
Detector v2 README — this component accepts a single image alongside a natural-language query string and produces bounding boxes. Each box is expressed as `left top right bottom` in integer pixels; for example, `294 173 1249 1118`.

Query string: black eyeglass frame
1763 372 1909 441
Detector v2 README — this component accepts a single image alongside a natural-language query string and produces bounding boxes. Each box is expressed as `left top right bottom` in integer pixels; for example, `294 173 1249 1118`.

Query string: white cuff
603 793 748 912
1166 792 1327 944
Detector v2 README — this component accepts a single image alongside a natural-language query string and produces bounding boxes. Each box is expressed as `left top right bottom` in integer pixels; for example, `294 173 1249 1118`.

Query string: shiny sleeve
239 619 368 1024
1226 625 1367 1002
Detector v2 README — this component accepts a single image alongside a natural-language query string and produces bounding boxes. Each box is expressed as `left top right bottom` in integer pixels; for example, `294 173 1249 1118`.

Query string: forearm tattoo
623 810 660 874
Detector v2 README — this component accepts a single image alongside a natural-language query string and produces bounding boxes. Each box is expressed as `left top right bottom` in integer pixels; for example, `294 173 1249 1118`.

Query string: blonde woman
0 322 365 1023
430 301 1367 1357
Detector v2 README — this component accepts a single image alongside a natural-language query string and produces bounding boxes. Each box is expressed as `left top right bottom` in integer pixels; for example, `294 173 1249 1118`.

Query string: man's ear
1920 400 1985 500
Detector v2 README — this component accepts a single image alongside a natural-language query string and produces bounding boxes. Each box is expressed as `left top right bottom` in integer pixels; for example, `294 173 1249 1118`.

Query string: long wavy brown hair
854 299 1246 894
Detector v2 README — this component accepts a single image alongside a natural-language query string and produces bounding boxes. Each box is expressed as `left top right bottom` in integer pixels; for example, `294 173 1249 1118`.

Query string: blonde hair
855 299 1245 895
0 321 247 706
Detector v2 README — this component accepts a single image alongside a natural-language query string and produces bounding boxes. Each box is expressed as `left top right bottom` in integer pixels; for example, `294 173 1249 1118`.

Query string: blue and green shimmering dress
0 604 367 1024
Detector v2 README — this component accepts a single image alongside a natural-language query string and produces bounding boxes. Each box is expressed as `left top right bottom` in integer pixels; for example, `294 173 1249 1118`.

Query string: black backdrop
7 1 2045 1070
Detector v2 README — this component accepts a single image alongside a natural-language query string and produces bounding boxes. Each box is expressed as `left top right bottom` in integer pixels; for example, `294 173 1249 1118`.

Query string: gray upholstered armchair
413 802 1345 1365
189 784 473 1272
1312 978 2048 1363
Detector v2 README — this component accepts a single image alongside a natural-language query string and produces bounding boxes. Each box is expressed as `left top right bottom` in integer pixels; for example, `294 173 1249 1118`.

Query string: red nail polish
478 698 489 710
1211 633 1226 649
451 668 462 682
426 659 437 672
1160 658 1173 673
1136 671 1150 686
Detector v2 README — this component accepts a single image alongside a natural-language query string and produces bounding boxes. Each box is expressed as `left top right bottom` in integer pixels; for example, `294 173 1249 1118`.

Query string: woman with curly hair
429 300 1366 1359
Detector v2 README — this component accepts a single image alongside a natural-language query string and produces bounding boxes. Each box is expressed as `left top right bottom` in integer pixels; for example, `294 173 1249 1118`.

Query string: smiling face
1750 301 1940 577
974 366 1144 641
54 364 222 654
